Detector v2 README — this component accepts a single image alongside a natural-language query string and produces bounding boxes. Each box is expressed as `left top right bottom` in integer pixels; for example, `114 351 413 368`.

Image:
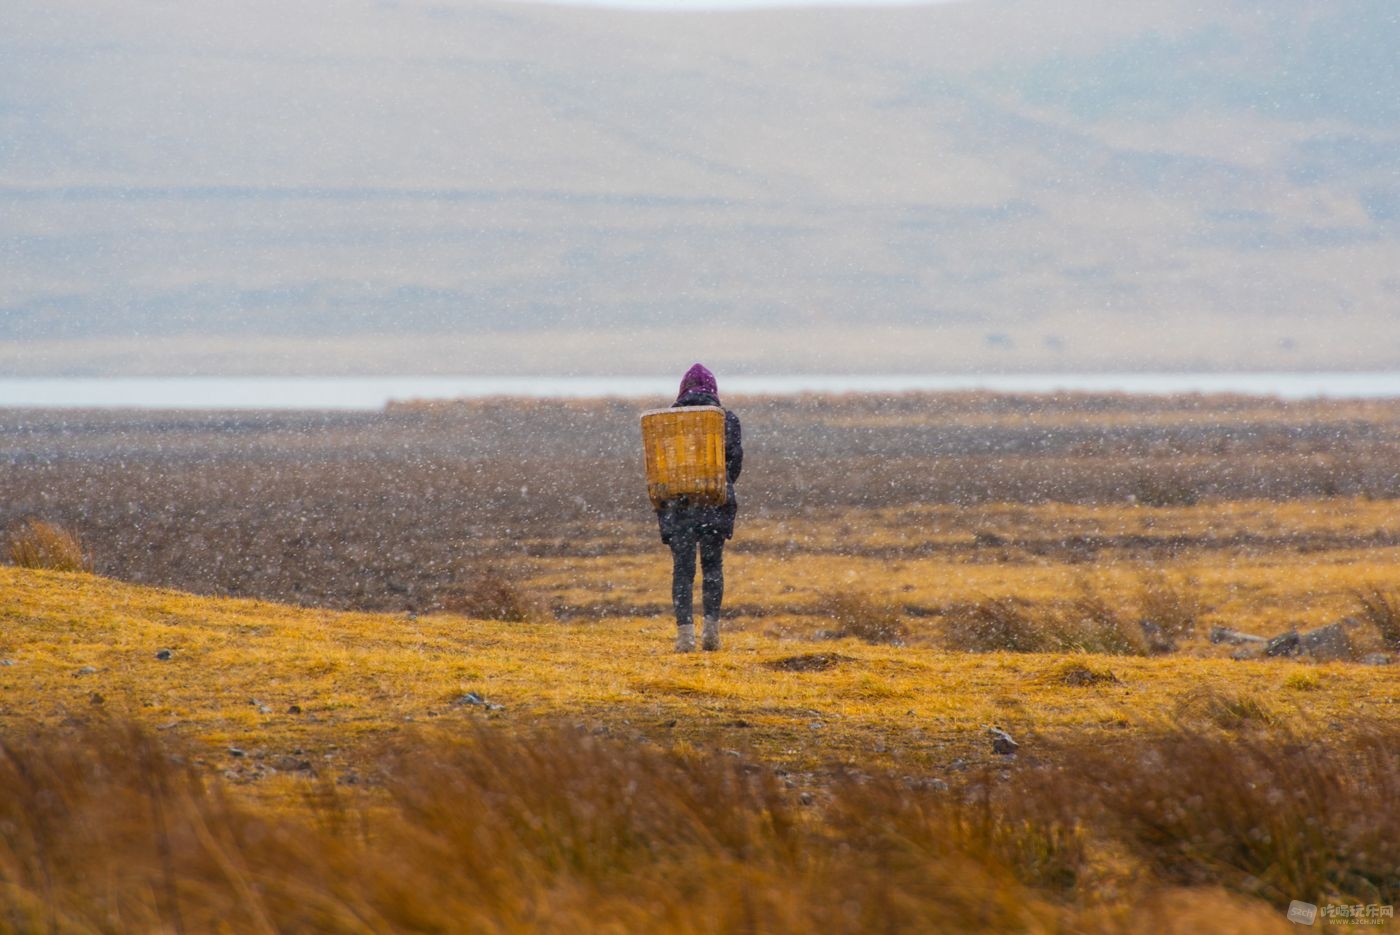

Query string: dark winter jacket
656 389 743 541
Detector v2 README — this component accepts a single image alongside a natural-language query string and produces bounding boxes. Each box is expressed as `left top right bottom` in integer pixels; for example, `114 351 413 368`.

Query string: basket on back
641 406 728 509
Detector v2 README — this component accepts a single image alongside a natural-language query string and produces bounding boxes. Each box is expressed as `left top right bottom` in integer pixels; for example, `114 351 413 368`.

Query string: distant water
501 0 958 8
0 373 1398 410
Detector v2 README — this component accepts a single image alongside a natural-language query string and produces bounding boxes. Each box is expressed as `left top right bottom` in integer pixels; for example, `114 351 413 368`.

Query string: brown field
6 391 1400 620
3 391 1399 932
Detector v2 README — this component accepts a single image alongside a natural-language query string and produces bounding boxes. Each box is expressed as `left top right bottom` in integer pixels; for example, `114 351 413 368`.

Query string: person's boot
675 624 696 653
701 615 721 651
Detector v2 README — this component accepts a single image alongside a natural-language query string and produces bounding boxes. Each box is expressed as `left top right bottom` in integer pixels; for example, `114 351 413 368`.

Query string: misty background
2 0 1398 376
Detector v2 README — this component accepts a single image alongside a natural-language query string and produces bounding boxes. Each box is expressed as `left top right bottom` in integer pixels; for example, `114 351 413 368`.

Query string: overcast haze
2 0 1398 376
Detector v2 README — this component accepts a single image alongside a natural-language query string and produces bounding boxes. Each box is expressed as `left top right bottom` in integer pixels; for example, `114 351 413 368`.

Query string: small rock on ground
1265 630 1302 658
989 726 1019 756
1301 623 1352 661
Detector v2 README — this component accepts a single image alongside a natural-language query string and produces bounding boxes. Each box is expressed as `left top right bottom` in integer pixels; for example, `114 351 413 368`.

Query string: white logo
1291 901 1396 926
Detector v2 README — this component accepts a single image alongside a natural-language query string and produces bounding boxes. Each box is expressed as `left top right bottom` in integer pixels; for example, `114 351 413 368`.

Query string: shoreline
2 371 1399 410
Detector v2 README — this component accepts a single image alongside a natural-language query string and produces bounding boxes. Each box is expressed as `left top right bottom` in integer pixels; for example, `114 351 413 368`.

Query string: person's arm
725 411 743 483
656 504 672 544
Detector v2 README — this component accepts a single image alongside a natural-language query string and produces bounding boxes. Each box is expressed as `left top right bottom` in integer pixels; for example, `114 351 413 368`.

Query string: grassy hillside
4 392 1400 928
2 565 1398 931
3 0 1399 374
4 562 1396 777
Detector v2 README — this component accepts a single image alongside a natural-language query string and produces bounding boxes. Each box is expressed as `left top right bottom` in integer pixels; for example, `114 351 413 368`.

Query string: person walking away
656 364 742 651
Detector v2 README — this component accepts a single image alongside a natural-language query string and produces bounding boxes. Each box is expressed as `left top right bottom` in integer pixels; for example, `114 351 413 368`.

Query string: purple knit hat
678 363 718 400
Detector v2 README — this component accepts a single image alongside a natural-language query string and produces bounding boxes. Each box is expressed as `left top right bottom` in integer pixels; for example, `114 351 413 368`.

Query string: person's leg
670 519 699 651
698 530 725 650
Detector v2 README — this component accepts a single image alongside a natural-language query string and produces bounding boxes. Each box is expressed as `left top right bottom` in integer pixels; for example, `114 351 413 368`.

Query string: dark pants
669 523 725 628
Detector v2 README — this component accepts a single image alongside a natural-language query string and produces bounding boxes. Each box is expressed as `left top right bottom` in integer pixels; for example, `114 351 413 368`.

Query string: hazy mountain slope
1 0 1397 374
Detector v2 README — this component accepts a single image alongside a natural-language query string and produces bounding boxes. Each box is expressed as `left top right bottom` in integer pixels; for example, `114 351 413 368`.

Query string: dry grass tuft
1175 688 1281 730
942 588 1147 656
812 590 908 645
941 597 1049 653
1135 568 1203 643
1050 727 1400 907
1059 583 1148 656
1352 585 1400 651
368 723 809 928
819 772 1088 918
0 719 365 933
1040 659 1121 687
1283 671 1322 692
7 518 93 573
438 565 546 622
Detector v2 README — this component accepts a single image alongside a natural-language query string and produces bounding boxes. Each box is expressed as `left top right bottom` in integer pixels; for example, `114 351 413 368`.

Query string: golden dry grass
1353 586 1400 651
4 394 1400 930
5 564 1397 784
6 519 92 574
10 714 1377 934
533 496 1400 660
2 566 1397 932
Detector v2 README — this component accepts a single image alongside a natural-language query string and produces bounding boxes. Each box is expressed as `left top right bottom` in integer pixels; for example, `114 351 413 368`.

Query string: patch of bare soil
764 653 856 672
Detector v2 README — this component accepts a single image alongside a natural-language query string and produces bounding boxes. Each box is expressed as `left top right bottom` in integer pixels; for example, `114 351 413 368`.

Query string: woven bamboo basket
640 406 728 508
